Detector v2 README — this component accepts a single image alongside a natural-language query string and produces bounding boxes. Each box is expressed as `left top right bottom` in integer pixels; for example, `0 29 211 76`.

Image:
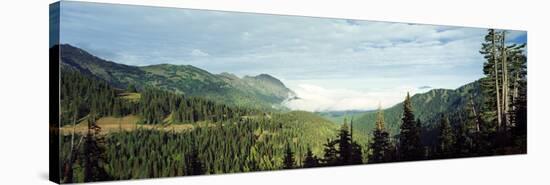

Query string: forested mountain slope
59 44 295 109
354 80 483 136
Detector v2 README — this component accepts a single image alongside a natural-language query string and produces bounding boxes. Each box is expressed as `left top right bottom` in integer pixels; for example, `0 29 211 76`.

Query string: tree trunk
64 105 78 183
493 31 502 129
470 97 480 132
501 31 509 130
512 56 520 127
70 109 76 159
513 68 519 106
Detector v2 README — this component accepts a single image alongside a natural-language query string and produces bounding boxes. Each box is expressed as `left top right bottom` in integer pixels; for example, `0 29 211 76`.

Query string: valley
56 28 527 183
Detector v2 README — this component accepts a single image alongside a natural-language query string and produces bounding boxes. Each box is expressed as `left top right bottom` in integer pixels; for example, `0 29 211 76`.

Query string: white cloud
283 83 431 112
190 49 209 57
61 3 526 111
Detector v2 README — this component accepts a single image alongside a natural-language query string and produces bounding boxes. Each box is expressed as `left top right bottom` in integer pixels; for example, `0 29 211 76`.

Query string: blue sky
59 1 527 111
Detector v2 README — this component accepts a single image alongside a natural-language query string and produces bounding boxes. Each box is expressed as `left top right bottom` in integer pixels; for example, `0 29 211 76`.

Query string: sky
58 1 527 112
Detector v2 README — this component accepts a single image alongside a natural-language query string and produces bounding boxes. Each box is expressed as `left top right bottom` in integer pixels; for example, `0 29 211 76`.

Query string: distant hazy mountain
59 44 295 109
315 110 372 124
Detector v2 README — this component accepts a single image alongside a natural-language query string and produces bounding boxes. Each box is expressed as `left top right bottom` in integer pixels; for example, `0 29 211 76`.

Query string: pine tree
338 123 352 165
479 29 529 152
508 43 527 152
348 118 363 164
511 86 527 152
436 115 454 158
322 139 338 166
185 143 204 175
369 104 391 163
479 29 521 133
63 99 80 183
82 114 110 182
500 31 510 131
398 92 423 161
283 143 295 169
479 29 502 131
303 147 319 168
455 121 474 157
350 142 363 165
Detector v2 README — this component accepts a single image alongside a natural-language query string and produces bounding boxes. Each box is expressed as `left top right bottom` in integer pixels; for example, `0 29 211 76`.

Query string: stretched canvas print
49 1 527 183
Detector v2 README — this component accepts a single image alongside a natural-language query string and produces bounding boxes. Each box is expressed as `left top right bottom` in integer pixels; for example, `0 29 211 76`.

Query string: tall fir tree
436 115 455 158
455 122 475 157
322 139 339 166
398 92 423 161
185 143 204 175
303 147 319 168
338 122 353 165
479 29 501 131
369 104 392 163
479 29 528 152
350 142 363 165
283 143 295 169
349 118 363 164
508 43 527 152
479 29 518 133
82 113 110 182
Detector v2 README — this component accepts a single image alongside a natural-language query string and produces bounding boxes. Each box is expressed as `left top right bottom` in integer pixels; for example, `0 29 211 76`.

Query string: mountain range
59 44 482 137
59 44 296 110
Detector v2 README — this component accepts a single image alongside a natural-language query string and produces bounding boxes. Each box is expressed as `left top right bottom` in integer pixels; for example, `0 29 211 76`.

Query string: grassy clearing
119 92 141 102
59 115 194 135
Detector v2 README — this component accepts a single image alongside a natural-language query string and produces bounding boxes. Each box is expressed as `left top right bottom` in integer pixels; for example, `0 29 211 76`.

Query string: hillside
59 44 295 109
354 80 483 137
261 111 339 156
59 65 343 171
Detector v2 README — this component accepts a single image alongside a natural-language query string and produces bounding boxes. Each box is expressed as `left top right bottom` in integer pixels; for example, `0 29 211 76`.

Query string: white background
0 0 548 184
